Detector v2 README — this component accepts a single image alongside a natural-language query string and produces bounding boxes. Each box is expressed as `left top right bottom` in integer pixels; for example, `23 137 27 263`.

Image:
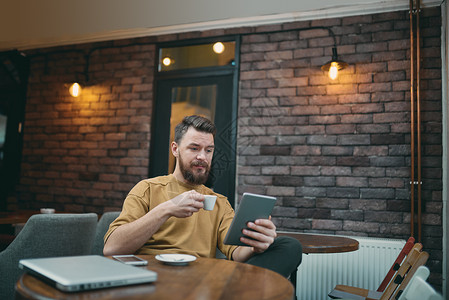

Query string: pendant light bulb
69 82 82 97
328 63 339 80
213 42 225 54
162 57 173 66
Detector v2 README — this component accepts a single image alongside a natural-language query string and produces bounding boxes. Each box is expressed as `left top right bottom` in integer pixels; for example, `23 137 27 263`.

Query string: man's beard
178 154 210 185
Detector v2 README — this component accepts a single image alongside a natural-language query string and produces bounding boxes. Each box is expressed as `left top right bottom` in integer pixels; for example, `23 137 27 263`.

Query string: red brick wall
11 40 156 212
237 8 442 287
8 7 443 288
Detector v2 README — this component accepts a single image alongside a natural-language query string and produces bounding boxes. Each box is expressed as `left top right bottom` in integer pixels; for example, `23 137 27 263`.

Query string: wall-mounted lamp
321 47 348 80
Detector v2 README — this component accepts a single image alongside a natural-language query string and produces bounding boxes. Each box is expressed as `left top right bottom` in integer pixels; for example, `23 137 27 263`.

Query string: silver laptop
19 255 157 292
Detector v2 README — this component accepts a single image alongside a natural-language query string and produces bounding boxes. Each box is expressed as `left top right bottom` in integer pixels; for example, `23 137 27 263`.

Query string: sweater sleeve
216 198 238 259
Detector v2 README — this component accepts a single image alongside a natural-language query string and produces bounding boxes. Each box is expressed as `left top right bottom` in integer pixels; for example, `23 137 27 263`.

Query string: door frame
150 37 240 206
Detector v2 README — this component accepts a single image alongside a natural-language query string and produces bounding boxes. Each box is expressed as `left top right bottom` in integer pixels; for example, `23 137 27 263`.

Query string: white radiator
295 236 406 300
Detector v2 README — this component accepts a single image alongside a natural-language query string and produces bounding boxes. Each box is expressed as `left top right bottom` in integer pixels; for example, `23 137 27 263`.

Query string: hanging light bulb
162 56 173 66
69 82 82 97
328 62 339 80
321 47 348 80
213 42 225 54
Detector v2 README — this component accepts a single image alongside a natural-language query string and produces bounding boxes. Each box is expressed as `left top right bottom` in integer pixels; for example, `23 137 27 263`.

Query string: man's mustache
191 161 208 168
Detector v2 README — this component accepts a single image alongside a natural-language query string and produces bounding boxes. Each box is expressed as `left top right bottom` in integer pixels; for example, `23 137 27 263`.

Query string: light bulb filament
69 83 82 97
328 63 339 80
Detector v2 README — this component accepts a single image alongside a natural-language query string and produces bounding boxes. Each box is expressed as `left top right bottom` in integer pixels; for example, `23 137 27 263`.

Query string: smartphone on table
112 255 148 266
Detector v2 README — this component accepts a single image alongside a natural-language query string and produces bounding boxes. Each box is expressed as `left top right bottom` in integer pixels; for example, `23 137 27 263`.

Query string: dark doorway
0 51 29 211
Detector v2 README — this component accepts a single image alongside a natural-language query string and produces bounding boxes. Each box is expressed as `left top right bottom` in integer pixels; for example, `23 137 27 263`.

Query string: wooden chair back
377 237 415 292
329 240 429 300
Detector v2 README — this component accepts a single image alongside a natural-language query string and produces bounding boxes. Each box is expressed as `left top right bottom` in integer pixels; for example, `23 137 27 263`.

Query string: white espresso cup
203 195 217 211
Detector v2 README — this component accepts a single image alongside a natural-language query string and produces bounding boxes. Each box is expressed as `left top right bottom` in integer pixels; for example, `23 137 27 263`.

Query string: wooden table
277 231 359 254
0 210 40 249
15 255 294 300
0 210 39 225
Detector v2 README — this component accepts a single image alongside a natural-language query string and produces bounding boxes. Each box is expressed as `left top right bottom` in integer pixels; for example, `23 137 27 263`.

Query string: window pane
159 42 235 71
168 84 217 173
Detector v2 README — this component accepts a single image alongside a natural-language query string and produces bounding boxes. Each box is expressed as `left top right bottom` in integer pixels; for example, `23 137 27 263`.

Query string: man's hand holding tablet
223 193 277 246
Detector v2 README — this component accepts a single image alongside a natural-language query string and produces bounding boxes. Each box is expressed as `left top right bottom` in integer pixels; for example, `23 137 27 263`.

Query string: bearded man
104 115 302 277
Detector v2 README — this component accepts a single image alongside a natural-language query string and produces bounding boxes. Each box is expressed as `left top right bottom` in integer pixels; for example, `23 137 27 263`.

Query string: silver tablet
223 192 276 246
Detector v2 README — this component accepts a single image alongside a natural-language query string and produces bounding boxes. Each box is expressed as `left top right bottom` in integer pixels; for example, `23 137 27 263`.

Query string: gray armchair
0 213 97 300
92 211 121 255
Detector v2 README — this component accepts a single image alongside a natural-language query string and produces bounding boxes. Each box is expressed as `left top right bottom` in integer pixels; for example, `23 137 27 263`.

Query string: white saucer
155 254 197 266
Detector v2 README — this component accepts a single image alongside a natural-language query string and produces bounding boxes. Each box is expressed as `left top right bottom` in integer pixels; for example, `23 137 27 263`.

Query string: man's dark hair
174 115 216 143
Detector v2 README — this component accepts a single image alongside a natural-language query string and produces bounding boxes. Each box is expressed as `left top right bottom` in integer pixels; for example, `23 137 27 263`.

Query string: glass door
168 83 217 174
150 74 237 205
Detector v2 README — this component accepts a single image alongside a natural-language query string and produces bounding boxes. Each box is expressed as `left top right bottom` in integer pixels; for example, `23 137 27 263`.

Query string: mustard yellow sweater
105 175 237 259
